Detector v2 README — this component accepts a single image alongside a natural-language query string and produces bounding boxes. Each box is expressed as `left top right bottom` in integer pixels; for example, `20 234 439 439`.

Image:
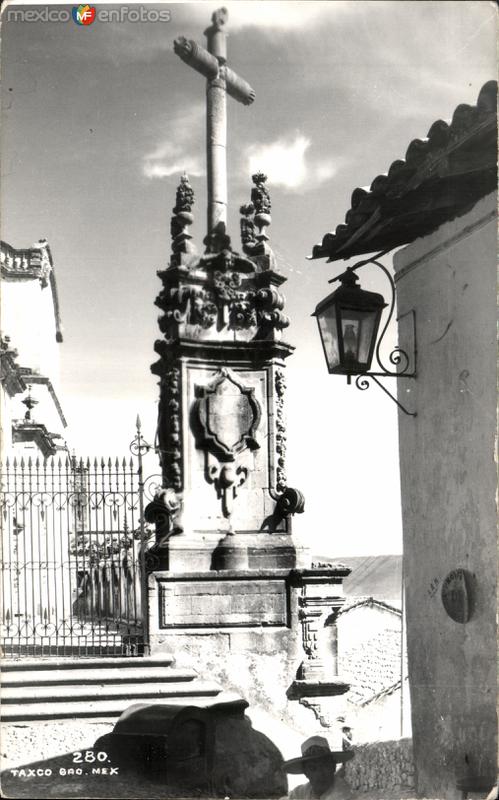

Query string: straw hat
283 736 354 774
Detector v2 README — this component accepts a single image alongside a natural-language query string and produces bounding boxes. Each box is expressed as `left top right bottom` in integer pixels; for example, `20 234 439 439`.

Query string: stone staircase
1 654 233 722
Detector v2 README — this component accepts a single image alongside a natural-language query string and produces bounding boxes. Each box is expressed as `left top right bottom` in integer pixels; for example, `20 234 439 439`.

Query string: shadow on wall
0 698 287 799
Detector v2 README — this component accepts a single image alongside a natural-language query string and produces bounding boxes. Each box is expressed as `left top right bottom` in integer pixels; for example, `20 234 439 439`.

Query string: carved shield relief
194 369 261 460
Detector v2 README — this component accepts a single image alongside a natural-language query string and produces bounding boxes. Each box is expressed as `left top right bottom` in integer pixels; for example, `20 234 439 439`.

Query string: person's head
283 735 354 794
302 752 337 794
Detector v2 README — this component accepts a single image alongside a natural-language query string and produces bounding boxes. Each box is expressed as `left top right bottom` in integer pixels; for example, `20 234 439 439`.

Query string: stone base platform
147 565 351 734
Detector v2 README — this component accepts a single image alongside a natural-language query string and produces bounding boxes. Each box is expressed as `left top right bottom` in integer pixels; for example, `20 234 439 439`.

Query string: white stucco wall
1 264 66 457
1 278 61 386
394 192 497 798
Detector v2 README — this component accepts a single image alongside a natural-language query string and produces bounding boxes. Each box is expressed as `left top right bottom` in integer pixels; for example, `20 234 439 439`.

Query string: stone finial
170 174 196 258
174 172 194 214
240 173 274 267
251 173 272 251
251 172 271 215
22 385 38 421
211 7 228 30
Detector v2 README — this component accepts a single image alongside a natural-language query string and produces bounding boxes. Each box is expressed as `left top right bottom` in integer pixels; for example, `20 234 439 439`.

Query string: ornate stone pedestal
145 173 351 734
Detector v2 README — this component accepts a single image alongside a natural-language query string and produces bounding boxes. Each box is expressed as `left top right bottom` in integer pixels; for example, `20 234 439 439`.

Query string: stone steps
1 691 232 722
1 655 227 722
1 655 169 671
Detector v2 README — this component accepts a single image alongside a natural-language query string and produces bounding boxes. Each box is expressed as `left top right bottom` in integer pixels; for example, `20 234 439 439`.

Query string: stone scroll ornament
156 274 289 339
193 368 261 516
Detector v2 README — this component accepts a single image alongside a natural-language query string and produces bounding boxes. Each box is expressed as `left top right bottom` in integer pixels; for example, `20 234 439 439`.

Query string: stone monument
145 8 350 736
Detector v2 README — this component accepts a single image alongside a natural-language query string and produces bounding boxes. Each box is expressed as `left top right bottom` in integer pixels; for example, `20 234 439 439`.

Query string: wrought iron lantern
312 255 417 416
313 269 386 375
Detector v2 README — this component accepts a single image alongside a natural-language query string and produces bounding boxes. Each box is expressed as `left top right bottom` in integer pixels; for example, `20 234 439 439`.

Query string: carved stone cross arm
174 38 255 106
224 67 255 106
173 38 219 81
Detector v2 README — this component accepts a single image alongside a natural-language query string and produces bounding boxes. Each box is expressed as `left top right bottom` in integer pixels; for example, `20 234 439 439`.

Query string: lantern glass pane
317 306 340 371
340 308 378 369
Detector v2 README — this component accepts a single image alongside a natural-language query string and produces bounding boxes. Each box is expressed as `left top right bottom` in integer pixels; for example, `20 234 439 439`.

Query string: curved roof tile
310 80 497 261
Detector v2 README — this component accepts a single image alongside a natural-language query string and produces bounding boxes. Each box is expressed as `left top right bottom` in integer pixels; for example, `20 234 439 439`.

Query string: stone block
158 577 288 628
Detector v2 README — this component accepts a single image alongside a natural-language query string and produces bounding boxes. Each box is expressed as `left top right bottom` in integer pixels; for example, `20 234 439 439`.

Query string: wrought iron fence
0 455 150 658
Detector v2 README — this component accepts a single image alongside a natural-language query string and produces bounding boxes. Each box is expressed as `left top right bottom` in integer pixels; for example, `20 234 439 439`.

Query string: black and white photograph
0 1 497 798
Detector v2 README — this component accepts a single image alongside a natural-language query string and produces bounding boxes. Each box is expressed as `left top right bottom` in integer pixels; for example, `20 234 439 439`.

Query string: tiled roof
340 626 405 706
338 596 401 618
310 81 497 262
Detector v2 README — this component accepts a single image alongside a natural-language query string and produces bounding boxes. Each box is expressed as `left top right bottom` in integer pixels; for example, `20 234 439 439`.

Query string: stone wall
344 738 415 794
147 565 351 738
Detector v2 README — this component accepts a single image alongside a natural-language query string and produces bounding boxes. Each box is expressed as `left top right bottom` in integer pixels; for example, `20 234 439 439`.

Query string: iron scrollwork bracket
347 255 417 417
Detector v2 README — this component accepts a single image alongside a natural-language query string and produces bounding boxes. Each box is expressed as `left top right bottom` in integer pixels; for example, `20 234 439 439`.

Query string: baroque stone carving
239 174 276 265
299 698 336 729
239 203 256 255
288 580 349 704
157 287 191 335
156 278 289 337
275 369 287 492
157 367 183 491
211 6 228 29
193 369 261 517
256 288 289 333
170 174 196 256
275 487 305 517
251 171 271 215
207 463 248 517
1 240 52 287
144 487 183 570
189 288 218 329
194 368 260 460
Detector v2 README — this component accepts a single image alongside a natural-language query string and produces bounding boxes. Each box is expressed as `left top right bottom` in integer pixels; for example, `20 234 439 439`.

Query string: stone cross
174 8 255 241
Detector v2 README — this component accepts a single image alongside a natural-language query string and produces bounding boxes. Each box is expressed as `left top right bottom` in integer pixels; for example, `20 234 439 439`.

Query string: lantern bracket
354 374 416 417
329 252 417 416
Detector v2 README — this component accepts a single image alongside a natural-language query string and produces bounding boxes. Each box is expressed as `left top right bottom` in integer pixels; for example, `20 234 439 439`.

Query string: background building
1 238 67 458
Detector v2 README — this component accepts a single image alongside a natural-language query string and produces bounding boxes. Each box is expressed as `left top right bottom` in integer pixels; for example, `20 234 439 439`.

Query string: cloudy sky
1 0 496 556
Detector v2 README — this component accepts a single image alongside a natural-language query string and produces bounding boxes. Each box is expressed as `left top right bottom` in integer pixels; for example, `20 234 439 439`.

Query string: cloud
246 135 339 190
143 147 204 179
142 105 205 180
193 1 352 31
